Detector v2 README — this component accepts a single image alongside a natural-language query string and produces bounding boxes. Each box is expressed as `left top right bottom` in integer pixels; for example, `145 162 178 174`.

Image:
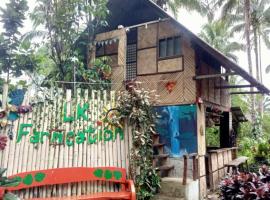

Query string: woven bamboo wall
137 20 196 106
200 62 231 108
95 28 126 92
0 89 132 199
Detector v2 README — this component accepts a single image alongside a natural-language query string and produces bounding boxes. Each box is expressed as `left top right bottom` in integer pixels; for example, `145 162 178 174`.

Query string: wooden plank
225 156 248 167
194 72 236 80
230 91 263 95
215 84 253 89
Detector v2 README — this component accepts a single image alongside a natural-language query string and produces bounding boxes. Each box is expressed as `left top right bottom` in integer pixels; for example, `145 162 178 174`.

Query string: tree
29 0 109 83
153 0 223 21
222 0 270 116
0 0 29 81
220 0 256 121
199 20 244 62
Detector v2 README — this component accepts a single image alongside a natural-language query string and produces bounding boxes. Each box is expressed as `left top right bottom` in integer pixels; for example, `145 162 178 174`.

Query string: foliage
29 0 109 82
0 168 21 200
199 20 244 62
153 0 223 21
110 85 161 199
206 126 220 147
76 57 112 90
0 0 29 78
219 165 270 199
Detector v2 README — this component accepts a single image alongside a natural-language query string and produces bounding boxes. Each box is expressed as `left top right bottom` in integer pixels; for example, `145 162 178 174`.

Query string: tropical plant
199 20 244 62
0 168 21 200
219 165 270 199
0 0 29 80
28 0 109 82
221 0 270 118
153 0 224 21
219 0 256 121
108 85 161 199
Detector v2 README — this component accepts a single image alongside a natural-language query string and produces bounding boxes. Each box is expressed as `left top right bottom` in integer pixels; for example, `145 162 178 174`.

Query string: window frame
158 35 183 60
95 42 119 58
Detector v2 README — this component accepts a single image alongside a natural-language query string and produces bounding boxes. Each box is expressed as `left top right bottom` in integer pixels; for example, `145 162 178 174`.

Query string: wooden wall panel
137 24 157 49
137 30 196 105
199 62 230 108
137 48 157 75
158 20 181 38
158 57 183 72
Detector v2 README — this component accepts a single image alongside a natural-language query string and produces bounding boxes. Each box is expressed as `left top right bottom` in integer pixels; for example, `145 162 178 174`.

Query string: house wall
95 28 127 91
198 61 231 109
136 20 196 106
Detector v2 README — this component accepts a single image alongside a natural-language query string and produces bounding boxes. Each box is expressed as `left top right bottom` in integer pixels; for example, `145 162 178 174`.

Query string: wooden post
183 155 188 185
192 155 198 180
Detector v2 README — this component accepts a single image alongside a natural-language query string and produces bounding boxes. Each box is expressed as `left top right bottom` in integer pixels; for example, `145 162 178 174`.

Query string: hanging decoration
94 37 119 46
7 89 26 121
165 81 177 93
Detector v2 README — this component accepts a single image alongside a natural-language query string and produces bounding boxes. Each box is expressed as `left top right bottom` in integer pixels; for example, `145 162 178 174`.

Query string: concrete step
152 194 184 200
159 177 186 198
158 177 200 200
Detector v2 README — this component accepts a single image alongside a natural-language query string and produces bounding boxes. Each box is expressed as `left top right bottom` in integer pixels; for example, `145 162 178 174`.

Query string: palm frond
221 0 238 19
21 30 47 43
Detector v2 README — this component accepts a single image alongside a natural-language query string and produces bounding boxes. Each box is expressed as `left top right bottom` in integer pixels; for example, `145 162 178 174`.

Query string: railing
182 153 199 185
207 147 238 190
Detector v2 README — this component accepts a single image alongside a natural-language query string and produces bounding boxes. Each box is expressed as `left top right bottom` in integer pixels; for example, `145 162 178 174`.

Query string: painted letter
76 103 89 120
30 129 40 144
51 132 64 144
76 131 86 144
104 129 113 142
66 131 75 146
17 124 33 143
63 103 74 122
85 125 97 144
40 132 50 144
114 127 124 141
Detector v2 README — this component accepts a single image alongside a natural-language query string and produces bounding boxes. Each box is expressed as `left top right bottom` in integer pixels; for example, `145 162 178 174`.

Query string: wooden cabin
87 0 270 198
0 0 269 199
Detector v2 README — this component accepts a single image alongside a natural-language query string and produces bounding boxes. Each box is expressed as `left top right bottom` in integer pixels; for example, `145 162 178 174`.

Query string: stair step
152 195 184 200
153 143 165 148
153 154 169 159
157 165 174 171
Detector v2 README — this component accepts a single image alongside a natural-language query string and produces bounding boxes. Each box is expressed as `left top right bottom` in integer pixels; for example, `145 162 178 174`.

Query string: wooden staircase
152 133 174 177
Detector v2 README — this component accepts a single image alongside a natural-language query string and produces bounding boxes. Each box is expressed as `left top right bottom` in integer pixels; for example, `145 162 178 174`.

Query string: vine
108 84 161 199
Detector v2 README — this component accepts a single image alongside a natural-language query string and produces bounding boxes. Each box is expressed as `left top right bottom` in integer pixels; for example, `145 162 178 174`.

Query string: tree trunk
244 0 255 121
253 27 260 81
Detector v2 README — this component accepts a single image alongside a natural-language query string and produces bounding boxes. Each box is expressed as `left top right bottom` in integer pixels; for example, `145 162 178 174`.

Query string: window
159 36 182 59
95 42 118 57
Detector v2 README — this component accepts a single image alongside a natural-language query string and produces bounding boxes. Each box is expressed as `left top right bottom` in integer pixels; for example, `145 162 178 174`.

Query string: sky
0 0 269 89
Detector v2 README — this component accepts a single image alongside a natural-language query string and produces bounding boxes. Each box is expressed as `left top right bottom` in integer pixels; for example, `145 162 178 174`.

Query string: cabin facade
89 0 270 198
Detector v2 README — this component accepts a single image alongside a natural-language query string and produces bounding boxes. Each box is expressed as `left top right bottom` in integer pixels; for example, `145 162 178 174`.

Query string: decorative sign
16 102 124 146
